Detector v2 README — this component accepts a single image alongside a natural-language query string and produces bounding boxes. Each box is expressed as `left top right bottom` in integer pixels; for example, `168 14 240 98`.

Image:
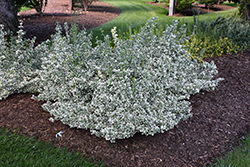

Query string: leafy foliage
184 16 250 60
152 0 195 14
14 0 48 13
185 35 240 61
176 0 195 13
117 16 249 61
198 0 226 8
229 0 250 24
0 18 222 142
0 23 41 99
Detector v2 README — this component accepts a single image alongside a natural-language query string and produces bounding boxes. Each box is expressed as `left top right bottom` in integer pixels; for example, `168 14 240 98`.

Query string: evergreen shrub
176 0 196 13
0 17 223 142
0 23 41 99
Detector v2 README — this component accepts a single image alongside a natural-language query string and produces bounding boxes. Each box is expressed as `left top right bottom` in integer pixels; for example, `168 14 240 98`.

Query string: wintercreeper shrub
32 23 97 103
33 17 223 142
0 23 42 100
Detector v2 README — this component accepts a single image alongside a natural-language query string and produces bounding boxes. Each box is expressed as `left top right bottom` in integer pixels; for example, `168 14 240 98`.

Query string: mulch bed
0 51 249 167
0 1 249 166
17 0 121 45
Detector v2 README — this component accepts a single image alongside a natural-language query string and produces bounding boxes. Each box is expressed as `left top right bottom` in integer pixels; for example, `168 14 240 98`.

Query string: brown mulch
17 0 121 45
1 1 250 167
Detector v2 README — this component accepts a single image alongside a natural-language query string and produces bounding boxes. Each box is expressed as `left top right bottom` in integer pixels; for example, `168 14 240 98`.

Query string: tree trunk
0 0 19 34
69 0 74 10
241 1 250 25
169 0 175 16
85 0 87 12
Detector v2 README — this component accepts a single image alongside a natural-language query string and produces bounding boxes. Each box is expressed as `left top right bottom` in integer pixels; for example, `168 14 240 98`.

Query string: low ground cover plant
184 16 250 59
0 17 223 142
15 0 48 14
213 134 250 166
186 35 238 61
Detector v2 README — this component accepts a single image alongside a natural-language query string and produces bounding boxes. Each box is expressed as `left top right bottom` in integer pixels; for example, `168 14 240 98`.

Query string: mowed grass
19 6 32 12
222 2 239 8
89 0 237 39
1 1 249 166
0 128 105 167
213 134 250 167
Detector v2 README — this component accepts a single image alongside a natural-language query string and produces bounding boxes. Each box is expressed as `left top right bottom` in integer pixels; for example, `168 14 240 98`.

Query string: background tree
166 0 196 15
0 0 19 34
14 0 27 12
229 0 250 24
73 0 98 11
69 0 74 10
198 0 226 8
15 0 48 14
175 0 195 13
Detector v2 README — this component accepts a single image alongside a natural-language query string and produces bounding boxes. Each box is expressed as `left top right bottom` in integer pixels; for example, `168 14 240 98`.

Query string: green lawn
0 128 105 167
19 6 32 12
222 2 239 7
89 0 237 39
213 134 250 167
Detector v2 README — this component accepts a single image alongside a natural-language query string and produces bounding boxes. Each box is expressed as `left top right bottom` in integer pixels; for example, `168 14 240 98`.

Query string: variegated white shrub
0 23 41 100
0 18 223 142
31 17 223 142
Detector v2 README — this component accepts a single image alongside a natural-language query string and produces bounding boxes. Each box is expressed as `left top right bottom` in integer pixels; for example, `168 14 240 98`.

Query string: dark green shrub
228 0 250 24
14 0 27 12
176 0 195 13
237 2 250 20
198 0 226 8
